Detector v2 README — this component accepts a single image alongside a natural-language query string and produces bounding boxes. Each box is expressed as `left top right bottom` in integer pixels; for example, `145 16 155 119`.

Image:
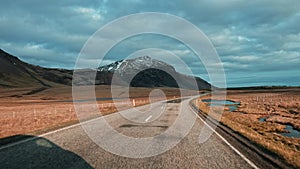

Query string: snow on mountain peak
98 56 175 74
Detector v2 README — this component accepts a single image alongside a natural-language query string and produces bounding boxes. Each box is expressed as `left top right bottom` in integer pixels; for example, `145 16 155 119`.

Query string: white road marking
0 95 259 169
145 115 153 122
0 109 119 150
190 105 260 169
1 100 171 150
1 99 175 150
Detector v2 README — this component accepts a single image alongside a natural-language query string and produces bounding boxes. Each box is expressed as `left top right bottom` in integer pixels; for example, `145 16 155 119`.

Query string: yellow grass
0 85 191 138
195 89 300 168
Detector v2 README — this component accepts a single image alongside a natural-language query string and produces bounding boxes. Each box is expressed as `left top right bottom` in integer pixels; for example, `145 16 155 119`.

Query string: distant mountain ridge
0 49 211 90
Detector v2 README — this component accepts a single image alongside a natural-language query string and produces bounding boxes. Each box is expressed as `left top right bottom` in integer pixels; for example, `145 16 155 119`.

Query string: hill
0 49 72 88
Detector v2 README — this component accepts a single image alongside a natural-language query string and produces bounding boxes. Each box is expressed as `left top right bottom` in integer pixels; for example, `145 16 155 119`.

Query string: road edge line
188 100 260 169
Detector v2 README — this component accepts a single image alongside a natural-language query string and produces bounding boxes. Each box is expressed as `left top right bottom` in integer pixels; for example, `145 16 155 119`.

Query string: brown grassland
196 88 300 168
0 85 198 139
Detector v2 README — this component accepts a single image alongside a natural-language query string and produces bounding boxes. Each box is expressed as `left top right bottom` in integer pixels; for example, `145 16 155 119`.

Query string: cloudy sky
1 0 300 87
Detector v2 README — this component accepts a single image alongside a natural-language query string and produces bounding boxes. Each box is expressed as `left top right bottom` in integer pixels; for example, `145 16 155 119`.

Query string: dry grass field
0 85 198 139
196 88 300 168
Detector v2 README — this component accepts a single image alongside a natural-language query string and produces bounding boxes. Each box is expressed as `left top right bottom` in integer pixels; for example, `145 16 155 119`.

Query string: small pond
202 99 240 112
280 125 300 139
258 118 300 138
228 105 238 112
202 99 240 105
258 117 267 122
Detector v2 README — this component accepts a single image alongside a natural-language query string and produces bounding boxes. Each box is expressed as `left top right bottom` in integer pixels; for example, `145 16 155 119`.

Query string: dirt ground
196 88 300 168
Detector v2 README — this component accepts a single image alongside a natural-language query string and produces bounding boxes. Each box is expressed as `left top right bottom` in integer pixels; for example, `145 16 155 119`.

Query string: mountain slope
0 49 72 88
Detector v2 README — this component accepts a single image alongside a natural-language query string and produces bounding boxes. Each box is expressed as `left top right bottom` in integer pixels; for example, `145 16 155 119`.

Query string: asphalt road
0 96 257 169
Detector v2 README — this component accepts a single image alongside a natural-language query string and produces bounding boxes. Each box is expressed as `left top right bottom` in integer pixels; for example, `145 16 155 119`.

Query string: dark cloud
0 0 299 87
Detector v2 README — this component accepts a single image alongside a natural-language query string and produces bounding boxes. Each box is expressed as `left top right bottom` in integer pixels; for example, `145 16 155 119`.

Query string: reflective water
202 99 240 112
202 99 240 105
280 125 300 138
258 117 300 138
228 105 238 112
258 117 267 122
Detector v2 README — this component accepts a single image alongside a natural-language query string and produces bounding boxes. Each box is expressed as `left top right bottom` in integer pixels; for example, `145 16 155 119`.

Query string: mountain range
0 49 211 90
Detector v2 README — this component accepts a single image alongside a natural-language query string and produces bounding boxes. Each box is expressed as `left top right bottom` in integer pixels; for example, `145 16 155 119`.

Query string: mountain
97 56 211 90
0 49 72 88
0 49 211 90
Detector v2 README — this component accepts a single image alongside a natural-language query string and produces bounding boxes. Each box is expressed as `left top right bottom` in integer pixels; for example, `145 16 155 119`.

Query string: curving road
0 96 257 169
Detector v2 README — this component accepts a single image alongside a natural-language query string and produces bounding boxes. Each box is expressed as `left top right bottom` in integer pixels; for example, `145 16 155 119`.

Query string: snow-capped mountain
98 56 175 74
97 56 211 90
98 60 123 72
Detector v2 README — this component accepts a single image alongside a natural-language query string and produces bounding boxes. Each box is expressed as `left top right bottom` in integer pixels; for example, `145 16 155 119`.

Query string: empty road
0 96 257 169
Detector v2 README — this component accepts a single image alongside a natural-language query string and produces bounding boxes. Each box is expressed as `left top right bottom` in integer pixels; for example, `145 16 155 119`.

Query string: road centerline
145 115 153 122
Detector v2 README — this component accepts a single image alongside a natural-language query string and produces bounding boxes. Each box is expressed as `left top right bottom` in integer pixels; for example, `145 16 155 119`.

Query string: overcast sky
1 0 299 87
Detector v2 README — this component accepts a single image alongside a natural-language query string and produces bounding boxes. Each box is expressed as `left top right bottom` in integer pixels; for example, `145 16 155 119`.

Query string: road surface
0 96 257 169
